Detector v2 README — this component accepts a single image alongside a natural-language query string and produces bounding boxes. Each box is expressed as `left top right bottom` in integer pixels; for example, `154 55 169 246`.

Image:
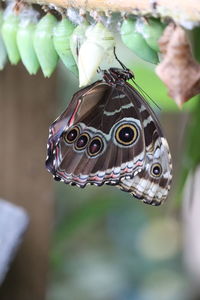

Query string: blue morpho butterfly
46 57 172 206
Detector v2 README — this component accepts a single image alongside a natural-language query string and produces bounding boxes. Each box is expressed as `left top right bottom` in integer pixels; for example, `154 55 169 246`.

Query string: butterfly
46 67 172 206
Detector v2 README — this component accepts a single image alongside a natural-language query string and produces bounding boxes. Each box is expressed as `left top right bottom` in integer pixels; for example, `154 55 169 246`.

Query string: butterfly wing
46 80 103 174
46 80 147 186
46 75 172 205
117 83 172 205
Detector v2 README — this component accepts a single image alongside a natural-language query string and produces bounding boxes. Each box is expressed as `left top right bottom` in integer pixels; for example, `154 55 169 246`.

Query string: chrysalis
33 13 58 77
1 3 20 65
78 22 115 87
70 20 90 64
0 10 7 70
138 18 165 52
16 7 40 75
53 16 78 76
120 18 159 64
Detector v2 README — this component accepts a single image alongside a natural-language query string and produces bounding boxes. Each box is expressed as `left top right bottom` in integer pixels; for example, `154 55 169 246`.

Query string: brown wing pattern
117 83 172 205
46 68 172 205
46 81 146 186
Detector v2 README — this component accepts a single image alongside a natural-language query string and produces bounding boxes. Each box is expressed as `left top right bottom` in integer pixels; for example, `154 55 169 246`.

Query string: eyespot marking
150 163 162 178
75 133 90 150
115 123 138 146
64 126 79 144
88 136 104 157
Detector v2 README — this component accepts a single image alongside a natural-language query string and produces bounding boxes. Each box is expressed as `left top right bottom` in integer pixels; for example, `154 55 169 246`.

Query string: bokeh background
0 30 200 300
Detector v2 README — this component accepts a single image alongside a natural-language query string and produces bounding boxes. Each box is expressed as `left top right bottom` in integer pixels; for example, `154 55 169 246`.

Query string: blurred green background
0 15 200 300
47 40 200 300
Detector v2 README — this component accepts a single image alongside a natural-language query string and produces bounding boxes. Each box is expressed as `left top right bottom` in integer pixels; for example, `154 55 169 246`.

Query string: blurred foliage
174 28 200 206
49 185 188 300
48 30 200 300
133 64 198 112
175 100 200 206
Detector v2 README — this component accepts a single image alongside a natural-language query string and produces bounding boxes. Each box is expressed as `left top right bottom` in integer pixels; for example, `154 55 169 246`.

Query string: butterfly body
46 68 172 205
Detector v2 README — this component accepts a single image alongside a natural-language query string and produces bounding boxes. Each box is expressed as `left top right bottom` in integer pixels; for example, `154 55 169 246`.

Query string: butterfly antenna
113 47 161 111
132 79 161 111
113 47 128 70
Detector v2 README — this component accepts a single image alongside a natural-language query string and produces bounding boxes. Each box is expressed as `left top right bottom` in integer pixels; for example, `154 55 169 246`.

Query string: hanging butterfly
46 66 172 206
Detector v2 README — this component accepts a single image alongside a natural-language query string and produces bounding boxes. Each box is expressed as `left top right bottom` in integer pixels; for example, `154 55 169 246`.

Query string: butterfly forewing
47 82 146 185
46 81 105 174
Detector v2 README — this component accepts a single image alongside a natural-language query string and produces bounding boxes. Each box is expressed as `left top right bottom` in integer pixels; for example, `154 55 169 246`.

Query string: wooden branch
26 0 200 26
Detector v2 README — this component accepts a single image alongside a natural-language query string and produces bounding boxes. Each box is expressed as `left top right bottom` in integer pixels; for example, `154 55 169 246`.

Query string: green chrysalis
121 18 159 64
70 20 90 64
17 8 40 75
33 13 58 77
0 10 7 70
1 6 20 65
53 17 78 76
140 18 165 52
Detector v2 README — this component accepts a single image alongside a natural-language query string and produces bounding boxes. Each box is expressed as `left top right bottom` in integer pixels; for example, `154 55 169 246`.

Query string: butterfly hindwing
117 83 172 205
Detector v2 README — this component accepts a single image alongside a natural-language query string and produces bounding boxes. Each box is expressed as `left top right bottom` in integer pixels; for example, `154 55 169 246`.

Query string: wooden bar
26 0 200 25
